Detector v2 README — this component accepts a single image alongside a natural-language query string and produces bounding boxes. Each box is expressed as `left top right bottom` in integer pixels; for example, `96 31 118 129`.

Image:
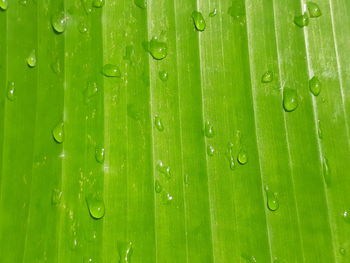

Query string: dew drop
237 150 248 165
27 50 36 68
78 21 89 34
228 2 246 24
309 76 321 96
229 157 236 171
102 64 121 78
155 180 162 193
307 2 322 18
294 13 309 28
51 59 61 74
283 88 299 112
261 71 273 83
118 241 133 263
207 145 215 156
204 121 215 138
19 0 28 6
161 192 173 205
134 0 146 9
84 81 98 102
127 104 141 121
192 11 206 31
342 210 350 223
86 195 105 219
92 0 104 8
322 157 331 187
52 122 64 144
317 120 323 139
154 115 164 132
7 81 15 101
148 38 167 60
156 161 171 178
84 257 94 263
95 146 105 164
0 0 8 10
159 71 168 82
340 247 346 255
51 189 62 206
51 12 67 33
265 186 279 211
209 8 217 17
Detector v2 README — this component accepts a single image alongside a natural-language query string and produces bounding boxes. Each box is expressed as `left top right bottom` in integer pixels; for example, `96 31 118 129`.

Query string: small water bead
51 12 67 33
207 145 215 156
51 59 61 74
154 115 164 132
51 189 62 205
309 76 321 96
78 22 89 34
27 50 36 68
102 64 121 77
209 8 217 17
84 257 94 263
95 146 105 164
118 241 133 263
307 2 322 18
92 0 104 8
261 71 273 83
134 0 147 9
84 81 98 102
7 81 15 101
52 122 64 144
19 0 28 6
86 195 105 219
156 161 171 178
127 104 141 121
237 150 248 165
204 121 215 138
294 13 309 28
322 157 331 187
159 71 168 82
192 11 206 31
317 120 323 139
162 192 173 205
228 2 245 21
229 157 236 171
148 38 167 60
283 88 299 112
342 210 350 223
340 247 346 255
0 0 8 10
265 186 279 211
155 180 162 193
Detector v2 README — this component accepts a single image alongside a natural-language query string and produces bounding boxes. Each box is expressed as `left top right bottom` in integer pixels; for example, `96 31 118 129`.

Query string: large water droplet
283 88 299 112
51 189 62 206
156 161 171 178
342 210 350 223
95 146 105 163
92 0 104 8
118 241 133 263
261 71 273 83
0 0 8 10
27 50 36 68
207 145 215 156
237 150 248 165
86 195 105 219
102 64 121 77
155 180 162 193
322 157 331 187
209 8 217 17
307 2 322 18
52 122 64 144
204 121 215 138
192 11 206 31
265 186 279 211
294 13 309 28
134 0 146 9
154 115 164 132
51 12 67 33
309 76 321 96
159 71 168 82
148 38 167 60
7 81 15 101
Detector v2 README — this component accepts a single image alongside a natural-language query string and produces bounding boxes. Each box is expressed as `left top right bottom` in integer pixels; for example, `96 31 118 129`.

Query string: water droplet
27 50 36 68
283 88 299 112
155 180 162 193
134 0 146 9
242 253 257 263
265 186 279 211
317 120 323 139
84 257 94 263
102 64 121 77
159 71 168 82
154 115 164 132
0 0 8 10
309 76 321 96
340 247 346 255
237 150 248 165
92 0 104 8
307 2 322 18
161 192 173 204
19 0 28 6
118 241 133 263
294 13 309 28
204 121 215 138
86 195 105 219
51 189 62 205
52 122 64 144
7 81 15 101
84 81 98 102
342 210 350 223
156 161 171 178
51 12 67 33
127 104 141 121
207 145 215 156
261 71 273 83
209 8 217 17
322 157 331 187
95 146 105 163
192 11 206 31
51 59 61 74
228 2 246 24
229 157 236 171
148 38 167 60
78 21 89 34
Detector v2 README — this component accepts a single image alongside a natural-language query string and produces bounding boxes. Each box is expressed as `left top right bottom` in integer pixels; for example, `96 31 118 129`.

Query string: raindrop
84 257 94 263
192 11 206 31
237 150 248 165
159 71 168 82
207 145 215 156
309 76 321 96
0 0 8 10
52 122 64 144
162 192 173 205
209 8 217 17
27 50 36 68
51 11 67 33
204 121 215 138
7 81 15 101
154 115 164 132
283 88 299 112
294 13 309 28
342 210 350 223
86 195 105 219
229 157 236 171
134 0 147 9
307 2 322 18
51 189 62 206
261 71 273 83
78 21 89 34
148 38 167 60
95 146 105 164
265 186 279 211
156 161 171 178
155 180 162 193
102 64 121 77
92 0 104 8
118 241 133 263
